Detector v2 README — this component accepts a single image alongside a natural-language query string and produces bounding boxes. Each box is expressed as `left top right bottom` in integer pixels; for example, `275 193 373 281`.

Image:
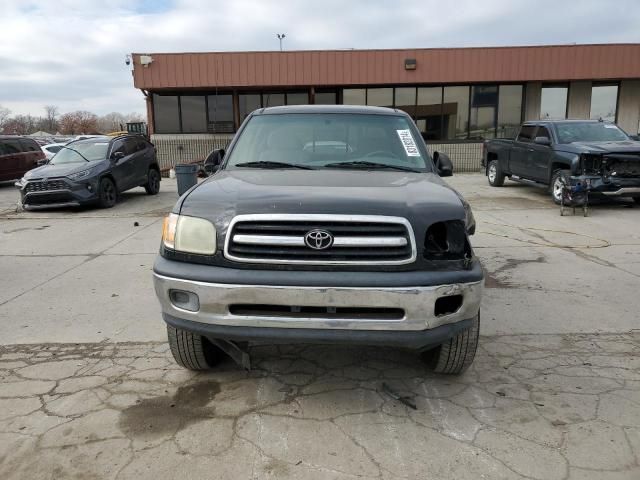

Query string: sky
2 0 640 118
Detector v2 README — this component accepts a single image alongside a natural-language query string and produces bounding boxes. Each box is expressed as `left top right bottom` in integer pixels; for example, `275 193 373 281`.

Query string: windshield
225 113 432 172
556 122 629 144
50 141 110 164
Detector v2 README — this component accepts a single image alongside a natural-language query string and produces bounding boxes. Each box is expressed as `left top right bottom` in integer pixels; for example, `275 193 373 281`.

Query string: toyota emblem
304 229 334 250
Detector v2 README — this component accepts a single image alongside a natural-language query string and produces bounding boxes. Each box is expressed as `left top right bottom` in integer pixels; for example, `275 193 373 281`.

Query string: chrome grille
224 214 416 265
25 180 67 192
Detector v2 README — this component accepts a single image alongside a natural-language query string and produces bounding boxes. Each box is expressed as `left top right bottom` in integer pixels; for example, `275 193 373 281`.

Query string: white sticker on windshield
603 125 617 128
396 129 420 156
94 142 109 145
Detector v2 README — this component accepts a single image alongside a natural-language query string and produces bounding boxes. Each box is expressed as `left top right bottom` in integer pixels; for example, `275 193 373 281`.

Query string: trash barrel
174 164 198 196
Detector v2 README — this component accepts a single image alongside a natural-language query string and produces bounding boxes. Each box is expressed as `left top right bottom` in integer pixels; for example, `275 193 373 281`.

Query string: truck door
528 126 553 182
509 125 536 177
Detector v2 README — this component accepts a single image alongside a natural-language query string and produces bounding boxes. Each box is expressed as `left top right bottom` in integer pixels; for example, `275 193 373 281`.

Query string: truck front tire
424 312 480 375
167 325 221 370
550 169 571 205
487 160 505 187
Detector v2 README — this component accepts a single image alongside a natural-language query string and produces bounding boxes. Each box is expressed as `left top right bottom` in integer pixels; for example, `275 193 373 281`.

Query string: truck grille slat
225 214 417 265
25 180 67 192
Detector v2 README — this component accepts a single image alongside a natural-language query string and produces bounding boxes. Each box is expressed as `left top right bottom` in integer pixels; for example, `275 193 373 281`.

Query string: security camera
125 54 131 66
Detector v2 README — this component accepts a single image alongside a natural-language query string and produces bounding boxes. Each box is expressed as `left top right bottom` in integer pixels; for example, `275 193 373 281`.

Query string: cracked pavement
1 176 639 479
1 335 639 479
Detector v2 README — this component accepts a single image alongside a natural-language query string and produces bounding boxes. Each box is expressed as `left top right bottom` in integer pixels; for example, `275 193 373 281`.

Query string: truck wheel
144 168 161 195
423 312 479 375
167 325 221 370
98 177 117 208
487 160 505 187
632 197 640 205
550 169 570 205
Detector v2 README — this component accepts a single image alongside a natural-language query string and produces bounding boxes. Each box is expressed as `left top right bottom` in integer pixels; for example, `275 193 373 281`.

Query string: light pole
276 33 286 51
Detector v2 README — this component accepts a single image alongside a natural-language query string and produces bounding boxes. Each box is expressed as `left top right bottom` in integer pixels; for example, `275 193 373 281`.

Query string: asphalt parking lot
1 174 639 479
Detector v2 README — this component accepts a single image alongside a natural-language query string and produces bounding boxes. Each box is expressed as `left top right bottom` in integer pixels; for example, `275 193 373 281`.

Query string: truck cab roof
254 104 407 116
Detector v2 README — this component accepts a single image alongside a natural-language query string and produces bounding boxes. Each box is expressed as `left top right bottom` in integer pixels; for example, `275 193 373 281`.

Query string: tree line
0 105 145 136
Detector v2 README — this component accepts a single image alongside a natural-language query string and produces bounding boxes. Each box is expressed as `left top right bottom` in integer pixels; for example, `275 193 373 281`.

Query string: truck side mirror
434 151 453 177
534 136 551 146
204 149 225 174
111 151 125 162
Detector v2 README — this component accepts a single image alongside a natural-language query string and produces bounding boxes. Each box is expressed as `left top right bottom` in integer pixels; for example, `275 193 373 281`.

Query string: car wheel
98 177 117 208
487 160 505 187
144 168 161 195
550 169 570 205
632 196 640 205
423 312 479 375
167 325 222 370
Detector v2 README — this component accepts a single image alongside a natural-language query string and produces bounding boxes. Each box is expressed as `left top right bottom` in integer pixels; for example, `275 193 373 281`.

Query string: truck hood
179 169 467 235
559 140 640 155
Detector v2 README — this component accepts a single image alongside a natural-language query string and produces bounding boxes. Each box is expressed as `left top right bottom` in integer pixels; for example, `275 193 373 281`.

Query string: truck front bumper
571 175 640 197
152 258 483 349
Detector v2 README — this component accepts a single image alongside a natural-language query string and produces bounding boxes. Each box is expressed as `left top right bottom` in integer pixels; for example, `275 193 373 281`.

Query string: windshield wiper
323 161 420 173
54 145 90 162
235 161 314 170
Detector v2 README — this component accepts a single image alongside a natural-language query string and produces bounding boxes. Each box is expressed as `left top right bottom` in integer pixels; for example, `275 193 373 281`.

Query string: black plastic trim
163 313 472 350
153 256 483 288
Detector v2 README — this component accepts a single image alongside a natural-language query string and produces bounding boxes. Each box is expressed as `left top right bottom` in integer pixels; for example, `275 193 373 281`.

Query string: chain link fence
151 134 234 173
426 142 484 173
151 134 483 174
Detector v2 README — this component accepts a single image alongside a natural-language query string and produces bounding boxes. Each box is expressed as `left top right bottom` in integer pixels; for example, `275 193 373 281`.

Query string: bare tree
3 115 37 135
125 112 145 123
0 105 10 132
97 112 126 133
43 105 59 132
59 111 98 135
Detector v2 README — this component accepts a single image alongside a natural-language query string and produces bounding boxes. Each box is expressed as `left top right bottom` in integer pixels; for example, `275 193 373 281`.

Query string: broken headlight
424 220 471 261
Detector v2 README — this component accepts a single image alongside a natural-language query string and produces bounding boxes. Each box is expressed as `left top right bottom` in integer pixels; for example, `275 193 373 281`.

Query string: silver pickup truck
153 105 483 374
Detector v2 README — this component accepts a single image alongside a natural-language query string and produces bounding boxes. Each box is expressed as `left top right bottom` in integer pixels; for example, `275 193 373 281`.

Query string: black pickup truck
483 120 640 204
153 105 483 375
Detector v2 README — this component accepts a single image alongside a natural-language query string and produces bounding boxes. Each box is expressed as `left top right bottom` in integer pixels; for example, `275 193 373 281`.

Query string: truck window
516 125 536 143
535 126 551 141
19 139 39 152
3 139 22 154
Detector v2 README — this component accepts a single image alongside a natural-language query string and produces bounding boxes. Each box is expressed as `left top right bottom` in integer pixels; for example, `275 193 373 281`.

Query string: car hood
559 140 640 154
23 160 104 180
179 169 467 236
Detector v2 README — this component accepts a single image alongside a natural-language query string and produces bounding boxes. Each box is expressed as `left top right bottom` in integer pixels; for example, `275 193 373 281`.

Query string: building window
315 90 337 104
180 96 207 133
153 94 180 133
416 87 443 141
470 85 498 139
207 94 234 133
395 87 416 117
497 85 523 138
540 85 568 120
366 88 393 107
239 94 261 121
590 84 618 122
262 93 285 108
443 86 470 140
286 92 309 105
343 89 366 105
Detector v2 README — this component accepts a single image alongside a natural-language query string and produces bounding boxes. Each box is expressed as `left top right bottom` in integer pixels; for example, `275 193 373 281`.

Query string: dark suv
15 134 161 209
0 136 46 182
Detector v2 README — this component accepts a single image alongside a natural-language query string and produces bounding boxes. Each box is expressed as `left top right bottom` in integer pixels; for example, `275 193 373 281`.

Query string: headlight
67 169 93 181
463 202 476 235
162 213 216 255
